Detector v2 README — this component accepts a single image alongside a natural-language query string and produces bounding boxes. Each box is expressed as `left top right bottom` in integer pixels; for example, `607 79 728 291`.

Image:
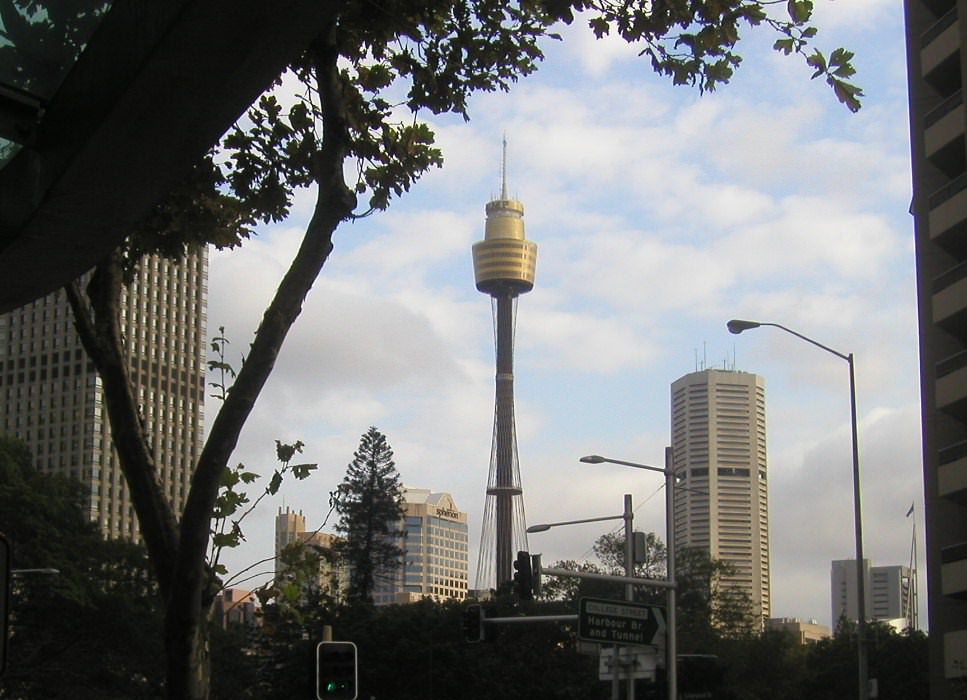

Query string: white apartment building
0 251 207 539
671 368 771 624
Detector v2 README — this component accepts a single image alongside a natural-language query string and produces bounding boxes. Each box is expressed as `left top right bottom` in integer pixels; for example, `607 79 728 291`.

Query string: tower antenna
501 135 509 200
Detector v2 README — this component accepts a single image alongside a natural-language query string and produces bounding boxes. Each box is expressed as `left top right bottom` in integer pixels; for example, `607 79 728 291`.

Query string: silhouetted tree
334 427 405 604
0 435 164 699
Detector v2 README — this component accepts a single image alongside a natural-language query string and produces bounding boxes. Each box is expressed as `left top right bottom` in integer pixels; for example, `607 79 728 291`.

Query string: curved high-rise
472 144 537 590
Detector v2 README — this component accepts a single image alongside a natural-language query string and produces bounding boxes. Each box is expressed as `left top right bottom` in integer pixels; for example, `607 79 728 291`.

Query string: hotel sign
436 507 460 520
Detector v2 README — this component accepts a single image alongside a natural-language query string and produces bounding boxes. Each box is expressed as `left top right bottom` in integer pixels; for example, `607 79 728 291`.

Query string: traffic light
530 553 542 598
463 604 485 643
514 550 533 600
316 641 357 700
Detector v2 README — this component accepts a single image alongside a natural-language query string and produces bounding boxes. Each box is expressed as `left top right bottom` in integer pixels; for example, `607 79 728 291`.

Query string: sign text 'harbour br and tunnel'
578 597 666 647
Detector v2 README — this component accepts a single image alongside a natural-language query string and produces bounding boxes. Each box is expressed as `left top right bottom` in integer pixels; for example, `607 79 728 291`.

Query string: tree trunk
165 594 214 700
65 20 354 700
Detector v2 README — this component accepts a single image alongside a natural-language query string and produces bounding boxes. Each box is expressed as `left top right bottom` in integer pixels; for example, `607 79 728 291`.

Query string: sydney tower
472 144 537 590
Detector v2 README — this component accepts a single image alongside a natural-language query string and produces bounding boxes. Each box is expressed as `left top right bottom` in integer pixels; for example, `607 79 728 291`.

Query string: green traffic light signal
316 641 357 700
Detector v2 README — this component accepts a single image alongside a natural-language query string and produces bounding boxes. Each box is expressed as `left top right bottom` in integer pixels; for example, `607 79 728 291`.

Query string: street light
529 496 635 700
527 513 631 534
728 318 868 700
581 449 676 700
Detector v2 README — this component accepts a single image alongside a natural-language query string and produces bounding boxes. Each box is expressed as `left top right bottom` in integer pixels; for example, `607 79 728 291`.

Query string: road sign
599 647 659 681
578 597 665 647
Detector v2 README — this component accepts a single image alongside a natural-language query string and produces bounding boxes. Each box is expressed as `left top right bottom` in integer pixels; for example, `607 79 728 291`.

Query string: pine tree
335 427 405 604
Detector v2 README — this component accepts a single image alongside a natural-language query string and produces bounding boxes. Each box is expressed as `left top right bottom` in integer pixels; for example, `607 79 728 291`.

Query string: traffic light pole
623 494 633 700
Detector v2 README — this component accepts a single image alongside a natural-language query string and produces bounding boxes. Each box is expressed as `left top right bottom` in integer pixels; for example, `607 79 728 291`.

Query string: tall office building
0 251 207 539
904 0 967 694
375 487 470 605
671 368 771 624
831 559 915 630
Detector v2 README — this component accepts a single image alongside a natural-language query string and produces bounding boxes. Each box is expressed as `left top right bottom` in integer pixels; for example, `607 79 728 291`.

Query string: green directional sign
578 597 665 647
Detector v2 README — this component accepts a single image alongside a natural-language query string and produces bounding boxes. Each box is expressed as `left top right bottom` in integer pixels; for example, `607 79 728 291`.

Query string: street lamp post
727 318 868 700
528 498 635 700
580 450 676 700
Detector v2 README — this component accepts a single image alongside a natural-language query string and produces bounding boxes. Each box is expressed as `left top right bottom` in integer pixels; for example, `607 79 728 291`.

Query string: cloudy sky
208 0 923 629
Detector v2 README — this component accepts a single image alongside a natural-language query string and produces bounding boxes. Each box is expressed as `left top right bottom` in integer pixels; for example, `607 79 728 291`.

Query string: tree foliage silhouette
335 427 405 605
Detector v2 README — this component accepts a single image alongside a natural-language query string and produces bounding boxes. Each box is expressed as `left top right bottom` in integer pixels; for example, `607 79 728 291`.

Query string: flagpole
907 502 918 631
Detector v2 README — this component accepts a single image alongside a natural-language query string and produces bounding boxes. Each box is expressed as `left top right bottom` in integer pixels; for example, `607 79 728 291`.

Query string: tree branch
64 261 180 592
166 15 356 681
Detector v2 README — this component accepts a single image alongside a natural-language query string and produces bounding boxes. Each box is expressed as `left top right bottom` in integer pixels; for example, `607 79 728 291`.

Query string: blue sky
208 0 923 629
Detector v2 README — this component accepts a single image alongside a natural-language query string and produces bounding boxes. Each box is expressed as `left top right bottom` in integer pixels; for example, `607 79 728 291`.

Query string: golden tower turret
472 148 537 296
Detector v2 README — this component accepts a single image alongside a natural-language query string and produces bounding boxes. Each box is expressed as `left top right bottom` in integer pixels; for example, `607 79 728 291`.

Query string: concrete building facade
903 0 967 693
274 507 347 600
0 251 207 539
765 617 832 645
671 369 771 624
831 559 915 630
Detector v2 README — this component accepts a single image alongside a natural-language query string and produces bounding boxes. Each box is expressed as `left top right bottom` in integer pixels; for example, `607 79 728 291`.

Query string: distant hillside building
671 369 771 625
0 252 208 540
831 559 914 629
375 487 470 605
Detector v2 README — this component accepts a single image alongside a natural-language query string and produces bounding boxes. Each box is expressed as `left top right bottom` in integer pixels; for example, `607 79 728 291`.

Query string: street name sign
578 597 665 647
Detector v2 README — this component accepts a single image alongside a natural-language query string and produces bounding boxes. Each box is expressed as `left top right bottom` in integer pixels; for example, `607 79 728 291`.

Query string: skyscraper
0 251 207 539
670 368 770 624
472 143 537 590
903 0 967 694
831 559 915 630
374 487 469 605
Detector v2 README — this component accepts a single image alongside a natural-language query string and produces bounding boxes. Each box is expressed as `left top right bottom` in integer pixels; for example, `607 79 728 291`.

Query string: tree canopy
334 427 406 604
0 436 164 699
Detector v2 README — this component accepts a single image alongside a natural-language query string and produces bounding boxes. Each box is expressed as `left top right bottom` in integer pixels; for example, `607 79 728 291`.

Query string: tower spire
501 135 508 200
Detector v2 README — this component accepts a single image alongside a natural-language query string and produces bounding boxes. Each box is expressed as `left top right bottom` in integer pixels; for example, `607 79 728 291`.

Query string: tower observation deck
472 143 537 591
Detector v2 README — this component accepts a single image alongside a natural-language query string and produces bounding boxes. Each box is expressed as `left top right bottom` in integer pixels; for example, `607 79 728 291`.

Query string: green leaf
773 38 795 56
275 440 304 463
588 16 609 38
292 463 317 479
806 50 826 79
268 470 283 495
830 78 863 113
212 532 239 549
787 0 813 23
